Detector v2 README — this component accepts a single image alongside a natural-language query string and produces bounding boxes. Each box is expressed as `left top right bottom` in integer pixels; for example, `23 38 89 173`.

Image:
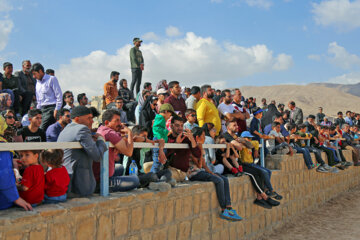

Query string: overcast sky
1 0 360 96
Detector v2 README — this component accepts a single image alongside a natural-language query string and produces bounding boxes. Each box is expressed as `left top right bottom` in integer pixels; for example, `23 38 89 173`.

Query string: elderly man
14 60 36 115
58 106 108 197
288 101 303 125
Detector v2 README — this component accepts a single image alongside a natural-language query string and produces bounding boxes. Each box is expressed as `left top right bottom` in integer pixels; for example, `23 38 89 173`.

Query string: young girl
18 150 44 206
40 149 70 203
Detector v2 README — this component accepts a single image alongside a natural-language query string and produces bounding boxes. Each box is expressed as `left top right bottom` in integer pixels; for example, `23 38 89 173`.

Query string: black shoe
254 199 272 209
266 197 280 206
274 192 283 200
265 190 276 198
336 165 345 170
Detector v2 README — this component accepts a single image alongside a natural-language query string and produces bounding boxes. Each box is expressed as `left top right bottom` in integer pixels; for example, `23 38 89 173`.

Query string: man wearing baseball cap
130 37 144 95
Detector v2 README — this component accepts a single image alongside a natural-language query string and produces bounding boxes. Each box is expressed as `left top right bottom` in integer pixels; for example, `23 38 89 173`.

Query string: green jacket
130 46 144 69
153 114 169 142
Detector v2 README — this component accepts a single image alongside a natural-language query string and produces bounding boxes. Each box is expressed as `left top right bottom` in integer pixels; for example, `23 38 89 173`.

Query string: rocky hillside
240 84 360 117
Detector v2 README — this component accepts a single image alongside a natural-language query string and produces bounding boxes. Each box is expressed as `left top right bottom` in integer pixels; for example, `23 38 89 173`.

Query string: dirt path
261 186 360 240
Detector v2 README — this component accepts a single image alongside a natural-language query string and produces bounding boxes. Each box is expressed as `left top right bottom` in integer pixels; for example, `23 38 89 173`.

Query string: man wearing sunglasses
46 108 71 142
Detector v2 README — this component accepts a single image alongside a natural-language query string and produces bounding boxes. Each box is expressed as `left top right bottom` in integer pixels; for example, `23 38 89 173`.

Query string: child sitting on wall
17 150 44 206
40 149 70 203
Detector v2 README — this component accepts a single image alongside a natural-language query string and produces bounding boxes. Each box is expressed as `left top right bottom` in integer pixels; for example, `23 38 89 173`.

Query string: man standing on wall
130 38 144 95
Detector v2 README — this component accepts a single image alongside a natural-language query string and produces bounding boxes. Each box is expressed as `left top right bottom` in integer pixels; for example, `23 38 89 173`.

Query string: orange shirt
104 80 118 105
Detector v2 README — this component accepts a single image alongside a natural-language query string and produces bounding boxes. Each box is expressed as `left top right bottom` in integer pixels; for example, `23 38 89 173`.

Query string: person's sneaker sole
254 199 272 209
266 198 280 206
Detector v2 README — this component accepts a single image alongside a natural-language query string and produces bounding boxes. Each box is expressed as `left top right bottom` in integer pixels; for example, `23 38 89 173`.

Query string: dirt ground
260 186 360 240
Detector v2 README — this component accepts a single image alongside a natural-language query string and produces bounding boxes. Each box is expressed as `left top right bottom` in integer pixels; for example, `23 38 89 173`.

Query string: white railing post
100 142 109 197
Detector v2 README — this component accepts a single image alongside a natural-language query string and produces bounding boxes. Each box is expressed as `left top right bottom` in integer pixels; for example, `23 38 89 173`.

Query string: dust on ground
260 186 360 240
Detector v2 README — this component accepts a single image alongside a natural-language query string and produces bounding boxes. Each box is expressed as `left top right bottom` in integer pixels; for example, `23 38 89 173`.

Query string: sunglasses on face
190 114 196 117
65 115 71 118
5 116 14 119
66 95 73 98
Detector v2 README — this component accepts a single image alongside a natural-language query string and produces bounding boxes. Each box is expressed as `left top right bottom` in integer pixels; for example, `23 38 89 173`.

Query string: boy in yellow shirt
239 131 282 200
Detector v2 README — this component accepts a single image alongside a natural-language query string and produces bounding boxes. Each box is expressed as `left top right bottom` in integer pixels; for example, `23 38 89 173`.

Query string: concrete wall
1 150 360 240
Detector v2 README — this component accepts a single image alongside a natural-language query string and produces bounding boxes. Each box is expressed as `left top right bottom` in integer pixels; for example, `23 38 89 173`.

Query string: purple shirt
36 74 63 110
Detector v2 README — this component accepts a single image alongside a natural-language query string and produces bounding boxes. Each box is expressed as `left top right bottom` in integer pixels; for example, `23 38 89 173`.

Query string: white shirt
217 103 236 133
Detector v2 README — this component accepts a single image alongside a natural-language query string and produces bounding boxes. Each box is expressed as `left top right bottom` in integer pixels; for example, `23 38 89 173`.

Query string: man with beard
164 81 186 119
195 85 221 135
104 71 119 107
14 60 36 115
46 108 71 142
232 89 250 134
93 109 139 192
218 89 248 134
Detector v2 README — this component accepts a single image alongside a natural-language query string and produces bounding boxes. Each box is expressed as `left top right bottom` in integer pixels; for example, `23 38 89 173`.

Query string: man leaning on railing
57 106 108 197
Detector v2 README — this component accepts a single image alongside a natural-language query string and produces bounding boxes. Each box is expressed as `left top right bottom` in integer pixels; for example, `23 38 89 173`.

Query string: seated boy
296 124 335 172
123 125 175 189
268 122 293 155
287 124 314 169
239 131 282 200
183 109 199 131
151 103 174 173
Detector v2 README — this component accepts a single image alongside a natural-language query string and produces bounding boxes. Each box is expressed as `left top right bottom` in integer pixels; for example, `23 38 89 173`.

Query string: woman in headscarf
0 93 12 113
139 95 158 139
2 110 22 142
261 103 280 129
203 123 224 175
0 115 32 210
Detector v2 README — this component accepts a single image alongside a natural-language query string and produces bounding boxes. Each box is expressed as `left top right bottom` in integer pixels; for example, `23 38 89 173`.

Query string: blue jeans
109 165 139 192
190 171 231 209
292 146 314 169
249 163 273 191
150 137 167 173
44 194 67 204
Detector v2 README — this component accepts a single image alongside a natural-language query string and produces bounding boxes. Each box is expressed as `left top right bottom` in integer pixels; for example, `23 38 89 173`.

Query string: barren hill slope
310 82 360 98
240 85 360 117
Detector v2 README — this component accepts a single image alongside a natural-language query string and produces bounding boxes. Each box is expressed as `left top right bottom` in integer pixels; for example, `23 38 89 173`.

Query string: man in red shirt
93 109 139 192
164 81 186 119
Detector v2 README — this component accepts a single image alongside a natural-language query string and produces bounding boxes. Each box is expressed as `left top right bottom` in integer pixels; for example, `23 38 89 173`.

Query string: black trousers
20 91 33 116
130 68 142 95
40 105 56 132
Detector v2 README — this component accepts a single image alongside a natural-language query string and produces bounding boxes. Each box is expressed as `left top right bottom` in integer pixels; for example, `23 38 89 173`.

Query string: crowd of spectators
2 60 360 222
